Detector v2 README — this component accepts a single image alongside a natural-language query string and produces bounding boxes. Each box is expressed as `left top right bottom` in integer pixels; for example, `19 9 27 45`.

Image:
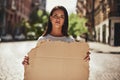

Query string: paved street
0 41 37 80
88 42 120 80
89 52 120 80
0 41 120 80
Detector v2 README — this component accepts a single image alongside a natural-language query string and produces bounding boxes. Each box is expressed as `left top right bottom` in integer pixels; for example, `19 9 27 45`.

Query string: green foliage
23 9 88 40
25 9 49 40
68 13 88 38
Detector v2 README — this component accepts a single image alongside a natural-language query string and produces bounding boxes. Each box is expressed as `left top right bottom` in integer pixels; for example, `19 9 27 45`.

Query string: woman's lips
55 21 60 24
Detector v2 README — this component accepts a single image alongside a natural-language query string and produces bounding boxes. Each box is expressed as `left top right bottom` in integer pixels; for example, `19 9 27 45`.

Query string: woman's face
50 9 65 29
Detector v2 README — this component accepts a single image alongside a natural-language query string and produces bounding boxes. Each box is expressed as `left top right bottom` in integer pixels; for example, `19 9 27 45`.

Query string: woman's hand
84 52 91 61
22 56 29 65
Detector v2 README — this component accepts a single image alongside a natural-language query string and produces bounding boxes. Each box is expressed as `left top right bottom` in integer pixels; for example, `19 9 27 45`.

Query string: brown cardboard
24 41 89 80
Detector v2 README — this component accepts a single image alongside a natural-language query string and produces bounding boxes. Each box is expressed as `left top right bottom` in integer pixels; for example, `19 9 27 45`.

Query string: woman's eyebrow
52 13 57 15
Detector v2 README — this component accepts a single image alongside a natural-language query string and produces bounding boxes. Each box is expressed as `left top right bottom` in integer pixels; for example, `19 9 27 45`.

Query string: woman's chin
55 25 62 29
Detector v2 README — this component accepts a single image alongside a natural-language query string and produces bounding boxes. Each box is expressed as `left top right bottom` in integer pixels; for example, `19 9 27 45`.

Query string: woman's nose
55 16 61 19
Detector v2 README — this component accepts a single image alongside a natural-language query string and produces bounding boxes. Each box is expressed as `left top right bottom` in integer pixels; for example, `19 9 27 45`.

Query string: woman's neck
50 29 63 37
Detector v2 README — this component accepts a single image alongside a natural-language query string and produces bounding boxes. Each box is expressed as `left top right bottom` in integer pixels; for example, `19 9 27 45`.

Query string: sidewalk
88 41 120 54
87 41 120 80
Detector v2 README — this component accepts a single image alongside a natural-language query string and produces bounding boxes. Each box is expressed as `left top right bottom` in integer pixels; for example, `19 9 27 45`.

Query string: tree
25 8 49 40
68 13 88 38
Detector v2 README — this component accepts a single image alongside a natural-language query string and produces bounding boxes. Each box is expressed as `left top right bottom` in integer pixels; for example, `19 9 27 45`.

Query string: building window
117 5 120 12
0 10 4 24
11 0 16 10
116 0 120 15
116 0 120 3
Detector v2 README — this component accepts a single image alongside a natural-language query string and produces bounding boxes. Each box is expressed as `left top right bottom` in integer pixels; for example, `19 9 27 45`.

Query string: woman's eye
61 16 64 19
52 15 64 19
52 15 57 18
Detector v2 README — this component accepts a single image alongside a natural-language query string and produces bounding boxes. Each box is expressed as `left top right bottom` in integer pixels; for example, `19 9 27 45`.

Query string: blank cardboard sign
24 41 89 80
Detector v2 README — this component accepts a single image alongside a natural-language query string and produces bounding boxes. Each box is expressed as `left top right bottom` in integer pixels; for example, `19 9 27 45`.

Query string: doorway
114 23 120 46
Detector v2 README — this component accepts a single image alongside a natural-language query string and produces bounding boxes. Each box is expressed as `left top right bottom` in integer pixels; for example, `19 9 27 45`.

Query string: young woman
22 6 90 65
37 6 74 42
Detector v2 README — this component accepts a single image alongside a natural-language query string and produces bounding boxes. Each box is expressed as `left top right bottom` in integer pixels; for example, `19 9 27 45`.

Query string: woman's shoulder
37 34 75 42
65 36 75 42
37 36 47 41
36 36 48 46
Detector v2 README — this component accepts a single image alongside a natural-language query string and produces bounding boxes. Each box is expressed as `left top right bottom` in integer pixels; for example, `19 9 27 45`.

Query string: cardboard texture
24 41 89 80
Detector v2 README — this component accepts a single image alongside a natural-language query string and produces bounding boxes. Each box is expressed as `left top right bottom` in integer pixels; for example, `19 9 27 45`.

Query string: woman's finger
22 56 29 65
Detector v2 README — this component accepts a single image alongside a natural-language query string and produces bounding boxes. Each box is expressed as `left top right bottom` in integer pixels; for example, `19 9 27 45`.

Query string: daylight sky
46 0 77 14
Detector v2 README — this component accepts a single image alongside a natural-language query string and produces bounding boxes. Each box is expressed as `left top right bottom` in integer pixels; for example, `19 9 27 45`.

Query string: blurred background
0 0 120 46
0 0 120 80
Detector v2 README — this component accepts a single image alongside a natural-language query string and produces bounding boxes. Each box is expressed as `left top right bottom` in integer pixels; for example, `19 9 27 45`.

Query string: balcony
109 11 120 17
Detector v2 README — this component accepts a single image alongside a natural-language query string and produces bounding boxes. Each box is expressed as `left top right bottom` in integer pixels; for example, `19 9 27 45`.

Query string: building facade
76 0 95 40
76 0 87 17
31 0 46 10
0 0 46 41
0 0 33 41
85 0 120 46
